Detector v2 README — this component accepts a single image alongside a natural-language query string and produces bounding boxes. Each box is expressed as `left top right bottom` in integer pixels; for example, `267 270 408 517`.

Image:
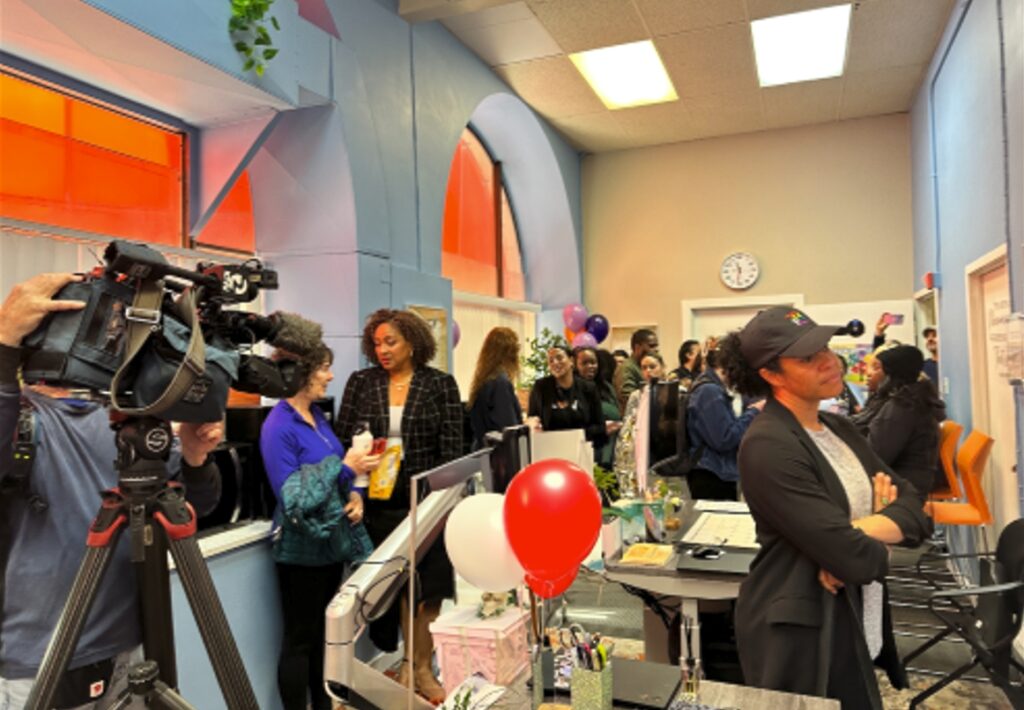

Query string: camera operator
0 273 223 709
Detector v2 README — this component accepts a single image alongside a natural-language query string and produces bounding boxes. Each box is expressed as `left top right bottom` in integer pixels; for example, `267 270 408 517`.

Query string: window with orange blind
441 129 525 300
0 71 186 246
196 170 256 253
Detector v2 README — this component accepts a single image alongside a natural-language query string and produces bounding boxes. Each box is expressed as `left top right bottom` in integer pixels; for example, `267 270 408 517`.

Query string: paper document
693 500 749 514
681 512 759 550
620 543 674 566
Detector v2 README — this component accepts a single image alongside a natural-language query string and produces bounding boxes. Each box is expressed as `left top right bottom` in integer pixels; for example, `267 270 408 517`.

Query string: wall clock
720 252 760 290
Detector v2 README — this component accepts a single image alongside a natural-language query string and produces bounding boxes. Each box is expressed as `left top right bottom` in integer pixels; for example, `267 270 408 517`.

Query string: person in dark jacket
335 309 463 704
528 344 609 451
672 339 703 389
576 346 622 468
851 345 946 497
685 346 764 500
720 307 932 709
468 327 523 450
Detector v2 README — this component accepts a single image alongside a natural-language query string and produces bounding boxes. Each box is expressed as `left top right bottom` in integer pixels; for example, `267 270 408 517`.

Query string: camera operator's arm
0 273 86 469
172 421 224 518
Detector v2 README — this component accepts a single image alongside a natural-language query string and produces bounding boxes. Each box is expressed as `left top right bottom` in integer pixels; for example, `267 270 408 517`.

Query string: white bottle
350 422 373 489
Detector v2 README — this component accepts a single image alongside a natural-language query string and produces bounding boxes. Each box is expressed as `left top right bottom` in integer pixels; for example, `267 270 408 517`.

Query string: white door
977 264 1018 535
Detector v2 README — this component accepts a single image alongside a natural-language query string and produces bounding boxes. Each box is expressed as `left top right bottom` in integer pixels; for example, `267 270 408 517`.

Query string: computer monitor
646 380 683 477
483 424 531 493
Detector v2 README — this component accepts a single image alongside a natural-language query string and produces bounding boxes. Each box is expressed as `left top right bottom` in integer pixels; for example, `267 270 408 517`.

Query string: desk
603 505 753 664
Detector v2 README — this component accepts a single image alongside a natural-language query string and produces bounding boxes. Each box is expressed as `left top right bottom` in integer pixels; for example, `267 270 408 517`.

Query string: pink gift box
429 606 530 694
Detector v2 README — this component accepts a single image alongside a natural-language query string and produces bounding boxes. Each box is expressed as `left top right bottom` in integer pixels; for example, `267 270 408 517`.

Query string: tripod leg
26 497 127 710
137 529 178 687
155 492 258 709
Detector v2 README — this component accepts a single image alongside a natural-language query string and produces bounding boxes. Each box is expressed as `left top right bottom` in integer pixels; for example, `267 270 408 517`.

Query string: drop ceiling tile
612 100 701 145
846 0 955 73
525 0 648 53
494 55 606 118
745 0 845 21
685 88 766 137
840 63 924 119
447 15 563 65
548 111 639 152
762 77 843 129
635 0 748 36
441 1 535 33
657 24 759 98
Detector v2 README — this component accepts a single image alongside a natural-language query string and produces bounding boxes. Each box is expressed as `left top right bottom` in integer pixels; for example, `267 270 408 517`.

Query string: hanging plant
229 0 280 77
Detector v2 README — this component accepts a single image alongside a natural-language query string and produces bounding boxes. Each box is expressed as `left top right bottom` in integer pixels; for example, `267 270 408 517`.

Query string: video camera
19 240 320 422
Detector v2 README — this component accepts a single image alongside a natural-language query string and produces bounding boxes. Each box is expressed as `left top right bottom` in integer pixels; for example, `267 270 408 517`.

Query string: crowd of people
0 268 947 710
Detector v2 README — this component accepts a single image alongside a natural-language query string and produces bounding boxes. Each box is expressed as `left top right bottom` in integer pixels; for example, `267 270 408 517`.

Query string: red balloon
503 459 602 577
526 567 578 599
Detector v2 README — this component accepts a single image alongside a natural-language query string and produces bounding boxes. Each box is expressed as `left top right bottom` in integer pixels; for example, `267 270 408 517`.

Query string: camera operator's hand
343 448 381 476
0 273 86 347
179 420 224 467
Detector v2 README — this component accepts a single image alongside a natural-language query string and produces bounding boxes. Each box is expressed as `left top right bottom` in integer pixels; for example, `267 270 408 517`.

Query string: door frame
681 293 804 341
965 244 1008 438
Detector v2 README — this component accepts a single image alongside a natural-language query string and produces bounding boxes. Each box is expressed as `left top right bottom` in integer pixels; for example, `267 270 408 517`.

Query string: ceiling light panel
751 4 852 88
569 40 678 110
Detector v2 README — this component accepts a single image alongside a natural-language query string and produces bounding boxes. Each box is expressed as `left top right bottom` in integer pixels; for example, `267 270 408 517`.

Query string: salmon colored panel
0 75 185 245
0 120 65 199
500 189 525 301
0 74 64 135
71 100 170 165
198 171 256 252
441 132 499 297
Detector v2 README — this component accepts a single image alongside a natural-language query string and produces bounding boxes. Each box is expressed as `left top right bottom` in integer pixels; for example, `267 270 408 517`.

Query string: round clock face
720 252 760 290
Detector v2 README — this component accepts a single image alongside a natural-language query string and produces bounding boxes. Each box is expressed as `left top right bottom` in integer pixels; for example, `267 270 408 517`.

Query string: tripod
26 416 258 710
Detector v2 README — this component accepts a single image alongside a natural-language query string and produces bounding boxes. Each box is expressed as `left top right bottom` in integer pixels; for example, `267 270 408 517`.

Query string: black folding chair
904 518 1024 708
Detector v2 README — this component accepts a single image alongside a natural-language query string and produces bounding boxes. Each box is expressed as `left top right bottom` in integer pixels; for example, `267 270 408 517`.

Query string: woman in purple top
260 343 378 710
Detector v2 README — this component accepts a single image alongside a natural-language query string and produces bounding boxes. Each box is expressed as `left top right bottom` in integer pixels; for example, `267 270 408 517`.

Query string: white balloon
445 493 524 592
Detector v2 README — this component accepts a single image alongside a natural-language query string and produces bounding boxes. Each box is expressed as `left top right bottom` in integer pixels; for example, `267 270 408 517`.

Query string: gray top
806 424 884 660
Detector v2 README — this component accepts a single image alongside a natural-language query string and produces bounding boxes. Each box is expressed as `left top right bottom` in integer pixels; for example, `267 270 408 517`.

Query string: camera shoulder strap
109 281 207 417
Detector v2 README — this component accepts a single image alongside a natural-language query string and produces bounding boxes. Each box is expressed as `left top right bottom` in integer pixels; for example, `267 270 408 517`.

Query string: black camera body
20 240 306 422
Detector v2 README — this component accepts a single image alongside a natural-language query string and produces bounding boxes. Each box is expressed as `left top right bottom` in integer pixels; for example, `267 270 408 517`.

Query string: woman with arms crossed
719 307 931 708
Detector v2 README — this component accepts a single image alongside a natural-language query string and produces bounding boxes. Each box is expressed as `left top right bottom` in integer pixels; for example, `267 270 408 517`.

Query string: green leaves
229 0 280 76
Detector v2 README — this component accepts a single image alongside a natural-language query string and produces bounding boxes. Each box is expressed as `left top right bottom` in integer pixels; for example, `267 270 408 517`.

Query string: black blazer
468 374 522 450
527 375 607 447
335 365 463 506
735 399 932 706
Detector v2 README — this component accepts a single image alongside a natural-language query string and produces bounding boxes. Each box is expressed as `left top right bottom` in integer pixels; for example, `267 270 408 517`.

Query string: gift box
429 606 530 695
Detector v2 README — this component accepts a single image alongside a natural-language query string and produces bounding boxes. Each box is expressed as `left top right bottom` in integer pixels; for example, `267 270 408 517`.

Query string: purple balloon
572 331 597 349
562 303 589 332
585 314 610 344
452 320 461 348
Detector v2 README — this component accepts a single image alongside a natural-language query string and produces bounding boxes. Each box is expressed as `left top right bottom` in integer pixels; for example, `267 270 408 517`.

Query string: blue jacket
686 370 759 482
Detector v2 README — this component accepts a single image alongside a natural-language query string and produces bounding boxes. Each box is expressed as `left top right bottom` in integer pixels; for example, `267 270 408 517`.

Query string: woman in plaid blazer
335 309 463 704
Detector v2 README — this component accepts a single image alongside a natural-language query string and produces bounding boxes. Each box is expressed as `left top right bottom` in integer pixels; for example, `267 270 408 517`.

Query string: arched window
442 129 536 394
441 129 524 300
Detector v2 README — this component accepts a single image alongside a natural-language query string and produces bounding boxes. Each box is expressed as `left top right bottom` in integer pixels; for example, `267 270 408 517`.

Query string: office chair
924 430 995 550
931 419 963 500
904 518 1024 708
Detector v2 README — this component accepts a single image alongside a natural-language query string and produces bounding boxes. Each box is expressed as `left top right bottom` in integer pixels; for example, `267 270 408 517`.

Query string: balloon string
529 589 541 645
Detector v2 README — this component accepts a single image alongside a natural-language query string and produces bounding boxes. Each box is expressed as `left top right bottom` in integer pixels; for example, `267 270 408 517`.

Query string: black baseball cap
740 307 843 369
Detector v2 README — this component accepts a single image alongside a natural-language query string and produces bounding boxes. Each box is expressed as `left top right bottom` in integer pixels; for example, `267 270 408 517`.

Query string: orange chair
926 430 994 528
930 420 963 500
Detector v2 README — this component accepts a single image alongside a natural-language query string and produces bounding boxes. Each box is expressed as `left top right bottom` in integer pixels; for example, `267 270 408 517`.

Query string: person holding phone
719 307 931 708
261 343 378 710
335 309 463 704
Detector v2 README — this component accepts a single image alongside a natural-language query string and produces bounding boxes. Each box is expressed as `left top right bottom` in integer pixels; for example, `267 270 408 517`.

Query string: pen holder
570 661 612 710
531 647 547 708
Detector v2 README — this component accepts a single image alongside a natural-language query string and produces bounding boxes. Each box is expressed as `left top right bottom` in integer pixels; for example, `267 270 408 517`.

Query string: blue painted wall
910 0 1023 513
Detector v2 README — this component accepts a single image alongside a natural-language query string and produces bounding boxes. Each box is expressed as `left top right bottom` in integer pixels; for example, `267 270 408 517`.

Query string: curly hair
468 327 520 406
361 308 438 368
273 342 334 392
717 331 779 399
